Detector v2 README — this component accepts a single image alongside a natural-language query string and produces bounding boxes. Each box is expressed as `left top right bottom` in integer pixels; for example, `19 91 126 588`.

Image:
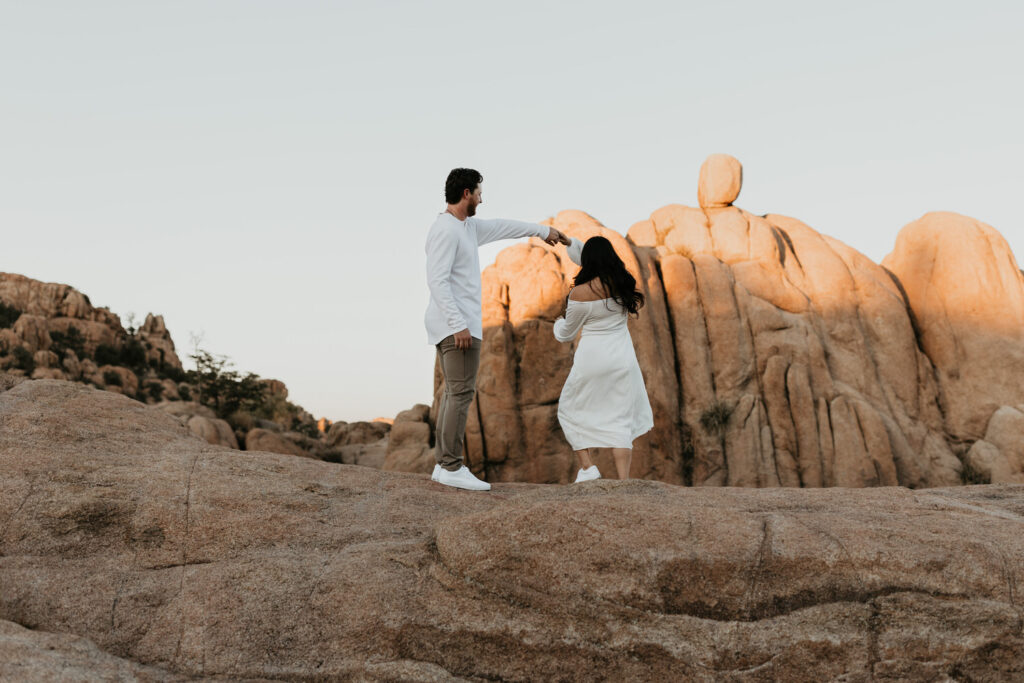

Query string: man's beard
466 201 477 217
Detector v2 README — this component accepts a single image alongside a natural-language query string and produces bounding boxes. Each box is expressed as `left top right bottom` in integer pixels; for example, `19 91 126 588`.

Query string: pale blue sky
2 1 1021 421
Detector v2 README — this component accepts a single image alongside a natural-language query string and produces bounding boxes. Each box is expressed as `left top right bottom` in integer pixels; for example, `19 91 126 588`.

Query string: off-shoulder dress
552 239 654 450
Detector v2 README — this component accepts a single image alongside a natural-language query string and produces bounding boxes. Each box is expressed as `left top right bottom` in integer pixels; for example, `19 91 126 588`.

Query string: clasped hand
544 227 572 246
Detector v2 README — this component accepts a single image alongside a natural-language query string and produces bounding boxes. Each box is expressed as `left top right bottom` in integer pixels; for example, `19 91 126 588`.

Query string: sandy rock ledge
1 378 1023 681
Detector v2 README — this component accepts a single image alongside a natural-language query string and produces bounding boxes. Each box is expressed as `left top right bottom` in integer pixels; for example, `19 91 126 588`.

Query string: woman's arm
565 237 583 266
553 300 588 342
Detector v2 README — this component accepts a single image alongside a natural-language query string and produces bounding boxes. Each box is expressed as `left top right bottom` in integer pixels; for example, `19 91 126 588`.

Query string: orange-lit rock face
409 155 1024 487
883 212 1024 441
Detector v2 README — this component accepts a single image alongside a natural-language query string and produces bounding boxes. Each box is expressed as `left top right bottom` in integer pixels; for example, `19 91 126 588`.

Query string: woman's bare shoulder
568 281 608 302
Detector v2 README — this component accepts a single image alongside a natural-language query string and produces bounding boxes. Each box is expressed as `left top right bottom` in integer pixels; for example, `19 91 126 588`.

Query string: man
425 168 570 491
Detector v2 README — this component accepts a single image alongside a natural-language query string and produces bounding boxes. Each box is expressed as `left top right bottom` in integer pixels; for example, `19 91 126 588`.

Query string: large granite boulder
186 415 239 450
883 211 1024 442
98 364 139 397
382 403 434 474
962 405 1024 484
1 377 1023 680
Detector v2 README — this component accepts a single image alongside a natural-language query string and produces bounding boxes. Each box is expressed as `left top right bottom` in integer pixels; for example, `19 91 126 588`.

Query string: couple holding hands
424 168 653 491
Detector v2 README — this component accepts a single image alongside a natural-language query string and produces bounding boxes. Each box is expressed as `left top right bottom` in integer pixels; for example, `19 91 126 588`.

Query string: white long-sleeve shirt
424 213 550 345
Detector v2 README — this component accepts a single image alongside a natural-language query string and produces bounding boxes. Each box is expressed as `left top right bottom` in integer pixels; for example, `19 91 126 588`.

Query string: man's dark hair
445 168 482 204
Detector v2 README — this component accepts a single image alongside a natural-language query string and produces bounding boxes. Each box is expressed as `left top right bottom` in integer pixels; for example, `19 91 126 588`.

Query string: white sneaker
435 465 492 491
431 464 441 481
574 466 601 483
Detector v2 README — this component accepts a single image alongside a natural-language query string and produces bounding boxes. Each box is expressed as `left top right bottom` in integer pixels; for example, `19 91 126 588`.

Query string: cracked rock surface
2 378 1023 681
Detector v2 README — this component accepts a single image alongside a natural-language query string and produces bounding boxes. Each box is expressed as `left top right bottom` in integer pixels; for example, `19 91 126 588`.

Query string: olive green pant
434 335 481 472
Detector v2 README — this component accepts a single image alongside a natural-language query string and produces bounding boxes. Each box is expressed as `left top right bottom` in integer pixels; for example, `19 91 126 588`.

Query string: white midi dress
553 277 654 450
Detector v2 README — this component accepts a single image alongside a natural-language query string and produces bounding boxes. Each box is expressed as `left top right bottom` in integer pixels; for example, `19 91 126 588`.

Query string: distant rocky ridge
0 272 393 464
386 155 1024 488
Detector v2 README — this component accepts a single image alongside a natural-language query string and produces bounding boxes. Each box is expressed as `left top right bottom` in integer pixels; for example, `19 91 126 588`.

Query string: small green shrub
0 301 21 329
187 349 268 420
158 363 188 383
178 384 192 401
700 401 733 436
12 346 34 374
145 381 164 402
120 338 147 370
103 370 123 387
50 326 87 360
94 338 147 372
94 344 120 366
961 460 990 485
293 421 320 439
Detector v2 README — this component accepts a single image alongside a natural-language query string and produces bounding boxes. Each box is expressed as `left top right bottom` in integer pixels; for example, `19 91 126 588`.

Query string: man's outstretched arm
475 218 571 247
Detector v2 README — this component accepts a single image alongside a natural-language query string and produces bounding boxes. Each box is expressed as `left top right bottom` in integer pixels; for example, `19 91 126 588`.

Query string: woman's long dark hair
573 236 645 316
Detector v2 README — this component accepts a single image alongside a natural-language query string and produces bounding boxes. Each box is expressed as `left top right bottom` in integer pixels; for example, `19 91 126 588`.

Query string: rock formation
428 155 1000 487
0 272 332 460
137 313 183 370
883 212 1024 482
0 272 183 391
244 428 313 458
382 404 434 473
186 415 240 450
1 377 1022 680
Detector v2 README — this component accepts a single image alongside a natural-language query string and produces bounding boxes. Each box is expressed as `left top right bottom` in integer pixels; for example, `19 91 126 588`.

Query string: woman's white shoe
574 466 602 483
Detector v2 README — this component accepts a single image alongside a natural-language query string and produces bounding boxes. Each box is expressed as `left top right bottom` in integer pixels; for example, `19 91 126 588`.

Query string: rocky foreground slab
1 378 1022 681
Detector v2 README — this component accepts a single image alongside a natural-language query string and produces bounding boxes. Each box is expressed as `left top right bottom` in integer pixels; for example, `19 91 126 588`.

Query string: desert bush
185 345 313 431
121 338 147 370
178 384 192 401
157 363 188 383
12 346 34 374
94 338 147 372
0 301 21 329
700 401 733 436
961 459 990 485
293 421 320 439
251 391 302 429
50 326 87 360
103 370 123 387
188 349 268 420
144 381 164 402
94 344 120 366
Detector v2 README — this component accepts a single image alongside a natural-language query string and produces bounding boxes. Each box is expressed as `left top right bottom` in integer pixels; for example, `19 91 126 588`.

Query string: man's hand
544 227 572 246
453 328 472 350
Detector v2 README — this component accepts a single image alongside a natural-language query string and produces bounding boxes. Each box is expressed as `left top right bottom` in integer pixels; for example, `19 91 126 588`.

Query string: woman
554 236 654 482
